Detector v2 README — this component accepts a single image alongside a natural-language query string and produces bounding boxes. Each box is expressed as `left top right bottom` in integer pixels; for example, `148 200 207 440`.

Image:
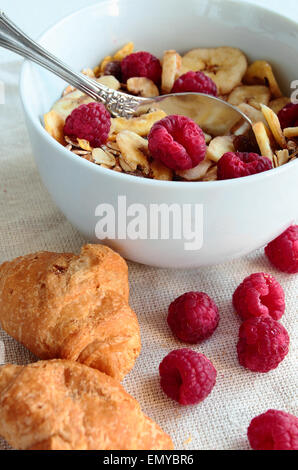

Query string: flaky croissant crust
0 244 141 380
0 360 173 450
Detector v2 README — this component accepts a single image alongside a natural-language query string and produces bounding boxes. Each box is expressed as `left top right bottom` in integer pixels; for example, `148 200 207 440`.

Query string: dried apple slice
228 85 270 108
180 47 247 95
244 60 282 98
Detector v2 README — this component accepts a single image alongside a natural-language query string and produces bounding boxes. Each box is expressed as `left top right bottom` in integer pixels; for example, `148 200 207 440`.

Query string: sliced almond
110 110 167 137
77 139 93 151
176 159 213 181
116 130 150 174
283 127 298 138
252 121 275 161
161 50 182 94
119 157 133 172
261 104 287 149
127 77 159 97
44 110 65 145
92 148 116 166
206 136 235 163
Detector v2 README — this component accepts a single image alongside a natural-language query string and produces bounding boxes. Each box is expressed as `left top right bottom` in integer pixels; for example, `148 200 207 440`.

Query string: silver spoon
0 12 252 136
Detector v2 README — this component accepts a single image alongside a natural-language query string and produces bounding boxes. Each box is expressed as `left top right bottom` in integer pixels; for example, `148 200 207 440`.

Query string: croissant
0 360 173 450
0 244 141 380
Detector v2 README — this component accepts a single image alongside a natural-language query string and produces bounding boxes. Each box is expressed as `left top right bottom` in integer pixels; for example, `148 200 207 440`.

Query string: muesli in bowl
44 43 298 182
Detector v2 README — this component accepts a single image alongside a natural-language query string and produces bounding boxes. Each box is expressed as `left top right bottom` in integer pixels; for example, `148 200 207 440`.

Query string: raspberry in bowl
20 0 298 268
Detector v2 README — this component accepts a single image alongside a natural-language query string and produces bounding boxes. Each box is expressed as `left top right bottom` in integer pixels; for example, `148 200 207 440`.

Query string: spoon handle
0 11 141 117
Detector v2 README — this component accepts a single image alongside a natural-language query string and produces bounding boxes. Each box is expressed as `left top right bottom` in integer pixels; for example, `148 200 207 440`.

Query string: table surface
0 0 297 451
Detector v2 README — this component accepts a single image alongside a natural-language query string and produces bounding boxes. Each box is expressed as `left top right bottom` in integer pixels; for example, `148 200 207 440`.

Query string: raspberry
265 225 298 274
217 152 272 180
148 115 206 170
248 409 298 450
171 71 217 96
121 52 162 84
103 60 122 82
64 102 111 147
233 273 285 321
167 292 219 344
278 103 298 130
159 349 216 405
237 317 289 373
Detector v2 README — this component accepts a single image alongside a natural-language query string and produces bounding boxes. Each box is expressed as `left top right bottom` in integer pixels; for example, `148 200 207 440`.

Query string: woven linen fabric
0 61 297 451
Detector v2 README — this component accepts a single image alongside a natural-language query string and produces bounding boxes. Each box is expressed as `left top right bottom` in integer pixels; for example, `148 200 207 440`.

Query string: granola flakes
45 43 297 182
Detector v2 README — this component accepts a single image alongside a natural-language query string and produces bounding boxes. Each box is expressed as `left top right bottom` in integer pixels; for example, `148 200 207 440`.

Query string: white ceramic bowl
20 0 298 268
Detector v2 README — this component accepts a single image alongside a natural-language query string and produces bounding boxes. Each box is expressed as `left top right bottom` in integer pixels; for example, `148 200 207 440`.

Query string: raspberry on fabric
121 51 162 84
64 102 111 148
217 152 272 180
159 349 217 405
278 103 298 129
237 316 289 373
167 292 219 344
265 225 298 274
171 71 218 96
233 272 285 321
148 115 207 170
248 409 298 450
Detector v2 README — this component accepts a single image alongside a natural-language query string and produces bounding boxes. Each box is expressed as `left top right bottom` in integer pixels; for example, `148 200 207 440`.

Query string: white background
0 0 298 61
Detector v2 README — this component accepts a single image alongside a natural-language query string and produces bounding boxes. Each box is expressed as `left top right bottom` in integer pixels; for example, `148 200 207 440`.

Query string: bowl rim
19 0 298 190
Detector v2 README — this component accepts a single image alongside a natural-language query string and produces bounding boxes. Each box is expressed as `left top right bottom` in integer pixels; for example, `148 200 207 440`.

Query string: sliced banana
206 136 235 163
52 89 94 120
228 85 270 108
180 47 247 95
